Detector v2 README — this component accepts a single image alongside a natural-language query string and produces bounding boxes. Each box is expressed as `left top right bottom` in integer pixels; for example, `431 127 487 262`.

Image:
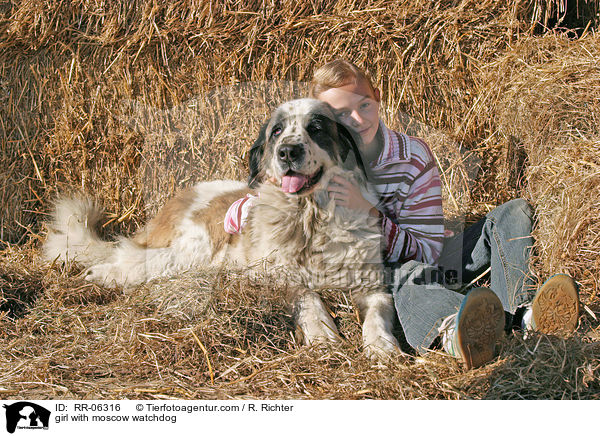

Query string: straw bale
474 33 600 303
0 0 552 243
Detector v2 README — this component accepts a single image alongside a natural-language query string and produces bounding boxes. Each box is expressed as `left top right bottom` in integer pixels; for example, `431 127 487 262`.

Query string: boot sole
456 287 505 370
532 274 579 335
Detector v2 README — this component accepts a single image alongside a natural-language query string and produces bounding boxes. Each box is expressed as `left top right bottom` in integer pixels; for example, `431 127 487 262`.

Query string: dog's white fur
43 99 399 358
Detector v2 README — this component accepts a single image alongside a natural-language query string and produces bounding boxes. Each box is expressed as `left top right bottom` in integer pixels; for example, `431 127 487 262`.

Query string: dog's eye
272 126 283 137
307 121 322 133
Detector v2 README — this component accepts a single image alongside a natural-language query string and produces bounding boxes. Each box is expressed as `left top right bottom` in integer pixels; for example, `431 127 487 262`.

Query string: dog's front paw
363 335 400 360
297 320 341 346
83 263 124 288
363 320 400 360
359 293 400 360
294 292 341 347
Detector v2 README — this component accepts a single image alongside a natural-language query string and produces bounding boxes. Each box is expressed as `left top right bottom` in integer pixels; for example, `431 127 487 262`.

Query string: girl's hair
309 59 377 98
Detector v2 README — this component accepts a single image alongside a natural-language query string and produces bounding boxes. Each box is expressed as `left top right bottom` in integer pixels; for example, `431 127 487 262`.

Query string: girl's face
317 79 381 149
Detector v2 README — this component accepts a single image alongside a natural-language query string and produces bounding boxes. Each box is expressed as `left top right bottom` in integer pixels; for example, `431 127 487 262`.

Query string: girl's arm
380 141 444 265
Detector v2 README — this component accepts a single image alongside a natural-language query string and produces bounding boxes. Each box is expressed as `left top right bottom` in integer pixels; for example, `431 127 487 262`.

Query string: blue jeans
390 199 536 353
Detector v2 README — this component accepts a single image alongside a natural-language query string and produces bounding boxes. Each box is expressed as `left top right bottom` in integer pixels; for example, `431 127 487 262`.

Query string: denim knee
489 198 533 223
510 198 533 220
391 260 430 286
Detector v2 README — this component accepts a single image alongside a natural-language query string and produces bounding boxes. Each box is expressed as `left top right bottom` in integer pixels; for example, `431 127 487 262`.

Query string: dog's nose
277 144 305 164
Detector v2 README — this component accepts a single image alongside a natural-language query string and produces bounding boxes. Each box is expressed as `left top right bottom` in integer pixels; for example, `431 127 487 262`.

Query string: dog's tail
43 196 116 267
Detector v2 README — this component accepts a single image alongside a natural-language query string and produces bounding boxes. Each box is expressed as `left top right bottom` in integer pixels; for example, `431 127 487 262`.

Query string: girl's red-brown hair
309 59 377 98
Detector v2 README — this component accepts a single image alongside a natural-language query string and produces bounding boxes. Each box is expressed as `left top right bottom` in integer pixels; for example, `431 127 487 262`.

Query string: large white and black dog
43 98 399 358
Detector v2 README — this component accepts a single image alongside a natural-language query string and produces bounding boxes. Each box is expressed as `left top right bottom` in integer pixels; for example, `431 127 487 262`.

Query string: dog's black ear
248 122 268 188
336 122 369 180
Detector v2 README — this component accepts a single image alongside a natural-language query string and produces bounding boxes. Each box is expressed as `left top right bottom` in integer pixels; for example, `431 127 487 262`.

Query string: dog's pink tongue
281 173 307 193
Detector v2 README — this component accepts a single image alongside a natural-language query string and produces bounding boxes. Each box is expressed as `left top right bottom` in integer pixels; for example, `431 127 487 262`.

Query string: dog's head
248 99 366 195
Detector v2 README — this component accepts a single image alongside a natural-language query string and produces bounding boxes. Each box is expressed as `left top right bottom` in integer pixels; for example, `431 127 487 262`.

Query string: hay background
1 0 599 399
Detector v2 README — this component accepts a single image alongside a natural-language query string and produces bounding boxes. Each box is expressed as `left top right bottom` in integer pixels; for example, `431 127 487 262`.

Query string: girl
310 60 579 369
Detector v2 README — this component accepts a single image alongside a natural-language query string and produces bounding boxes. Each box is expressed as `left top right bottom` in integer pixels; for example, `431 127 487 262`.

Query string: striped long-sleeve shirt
370 121 444 265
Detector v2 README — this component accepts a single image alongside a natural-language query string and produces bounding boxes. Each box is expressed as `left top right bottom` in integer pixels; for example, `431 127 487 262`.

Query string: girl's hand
327 176 373 213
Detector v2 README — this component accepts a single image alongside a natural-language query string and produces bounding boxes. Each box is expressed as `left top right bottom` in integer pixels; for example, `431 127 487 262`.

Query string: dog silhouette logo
3 402 50 433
